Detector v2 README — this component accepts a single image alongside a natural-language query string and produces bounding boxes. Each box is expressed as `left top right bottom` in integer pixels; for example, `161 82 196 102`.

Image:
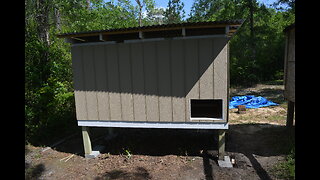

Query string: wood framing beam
57 24 241 39
71 37 86 42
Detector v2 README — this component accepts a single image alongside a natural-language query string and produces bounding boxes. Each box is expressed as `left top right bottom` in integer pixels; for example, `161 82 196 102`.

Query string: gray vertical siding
72 37 229 123
171 40 186 122
198 39 214 99
131 43 147 121
185 39 200 122
213 38 228 121
144 42 160 121
106 44 122 120
82 46 99 120
94 45 110 120
157 41 173 122
118 43 134 121
72 46 87 120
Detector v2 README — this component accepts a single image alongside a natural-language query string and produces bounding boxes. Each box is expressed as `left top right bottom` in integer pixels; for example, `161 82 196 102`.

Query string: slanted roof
57 19 244 44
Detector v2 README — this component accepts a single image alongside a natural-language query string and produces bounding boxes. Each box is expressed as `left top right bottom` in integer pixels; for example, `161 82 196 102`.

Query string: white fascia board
78 120 229 129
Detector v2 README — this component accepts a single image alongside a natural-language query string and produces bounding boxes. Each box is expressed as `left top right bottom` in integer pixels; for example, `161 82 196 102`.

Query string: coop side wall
284 28 295 102
72 37 229 123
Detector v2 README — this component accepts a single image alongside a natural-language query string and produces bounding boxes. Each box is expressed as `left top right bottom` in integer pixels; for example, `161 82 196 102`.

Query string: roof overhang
57 20 245 44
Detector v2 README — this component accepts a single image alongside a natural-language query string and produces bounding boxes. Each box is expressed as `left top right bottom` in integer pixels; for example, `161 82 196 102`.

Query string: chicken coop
283 23 295 127
57 20 244 159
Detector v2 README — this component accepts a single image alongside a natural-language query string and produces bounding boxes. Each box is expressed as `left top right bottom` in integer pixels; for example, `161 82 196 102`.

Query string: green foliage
189 0 294 85
25 0 147 144
272 147 295 179
164 0 185 24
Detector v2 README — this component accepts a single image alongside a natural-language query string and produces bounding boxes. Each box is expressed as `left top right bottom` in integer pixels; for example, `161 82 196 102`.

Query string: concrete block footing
85 151 100 158
218 156 233 168
84 145 105 159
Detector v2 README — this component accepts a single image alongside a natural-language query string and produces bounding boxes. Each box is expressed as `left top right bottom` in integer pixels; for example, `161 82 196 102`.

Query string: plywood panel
199 39 214 99
213 38 228 121
71 46 88 120
83 46 99 120
171 40 185 122
130 43 147 121
185 39 200 122
94 45 110 120
74 91 87 120
156 40 172 122
143 42 159 121
118 43 134 121
106 44 122 120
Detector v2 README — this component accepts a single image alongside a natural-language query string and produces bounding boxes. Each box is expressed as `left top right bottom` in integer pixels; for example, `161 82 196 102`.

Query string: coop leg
218 129 226 160
82 126 100 158
286 101 295 127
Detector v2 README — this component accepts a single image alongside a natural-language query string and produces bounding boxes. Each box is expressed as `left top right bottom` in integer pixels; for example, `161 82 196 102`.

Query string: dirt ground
25 83 295 180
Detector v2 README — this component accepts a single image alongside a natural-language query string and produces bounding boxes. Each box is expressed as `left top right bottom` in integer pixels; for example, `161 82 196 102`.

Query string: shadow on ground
95 167 152 180
48 123 294 180
25 163 46 180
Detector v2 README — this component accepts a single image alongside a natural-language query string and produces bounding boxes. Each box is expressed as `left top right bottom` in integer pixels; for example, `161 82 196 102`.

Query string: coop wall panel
171 40 186 122
143 42 159 122
130 43 147 121
82 46 99 120
185 39 200 122
72 37 229 123
93 45 110 120
72 46 87 120
106 45 122 120
118 43 134 121
198 39 214 99
156 41 173 122
213 38 228 120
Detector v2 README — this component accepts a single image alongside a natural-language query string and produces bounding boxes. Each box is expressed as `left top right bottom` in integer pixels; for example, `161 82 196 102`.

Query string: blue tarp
229 95 278 109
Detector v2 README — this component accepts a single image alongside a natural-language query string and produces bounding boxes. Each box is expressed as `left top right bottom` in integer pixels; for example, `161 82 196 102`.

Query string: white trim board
78 120 229 129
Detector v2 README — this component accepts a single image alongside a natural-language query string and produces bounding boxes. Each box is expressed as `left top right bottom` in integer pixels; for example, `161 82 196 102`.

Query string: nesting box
58 20 244 158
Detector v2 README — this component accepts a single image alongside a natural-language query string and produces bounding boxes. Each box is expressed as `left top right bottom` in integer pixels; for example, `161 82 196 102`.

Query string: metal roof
57 19 245 43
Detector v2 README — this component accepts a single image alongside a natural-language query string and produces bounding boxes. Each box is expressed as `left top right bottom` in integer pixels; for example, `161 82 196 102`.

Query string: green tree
188 0 295 85
25 0 141 144
164 0 185 24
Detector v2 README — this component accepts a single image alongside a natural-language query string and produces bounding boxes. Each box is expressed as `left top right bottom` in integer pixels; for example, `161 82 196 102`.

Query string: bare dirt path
25 83 294 180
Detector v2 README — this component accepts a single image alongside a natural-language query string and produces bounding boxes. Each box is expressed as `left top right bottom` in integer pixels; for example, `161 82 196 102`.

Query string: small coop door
190 99 223 119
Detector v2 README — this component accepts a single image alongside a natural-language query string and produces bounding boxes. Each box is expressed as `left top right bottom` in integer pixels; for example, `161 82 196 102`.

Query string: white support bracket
99 33 106 42
182 27 186 37
225 25 230 35
139 31 144 39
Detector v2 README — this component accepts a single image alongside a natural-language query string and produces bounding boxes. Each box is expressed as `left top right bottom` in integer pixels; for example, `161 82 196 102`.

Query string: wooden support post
286 101 295 127
82 126 92 156
218 129 226 160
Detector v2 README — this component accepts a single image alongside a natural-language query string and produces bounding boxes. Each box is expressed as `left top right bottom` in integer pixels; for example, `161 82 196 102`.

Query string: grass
272 147 295 179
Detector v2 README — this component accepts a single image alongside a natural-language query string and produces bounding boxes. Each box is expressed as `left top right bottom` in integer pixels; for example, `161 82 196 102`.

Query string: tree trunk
86 0 90 10
36 0 50 47
136 0 143 27
54 7 61 31
248 0 256 63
